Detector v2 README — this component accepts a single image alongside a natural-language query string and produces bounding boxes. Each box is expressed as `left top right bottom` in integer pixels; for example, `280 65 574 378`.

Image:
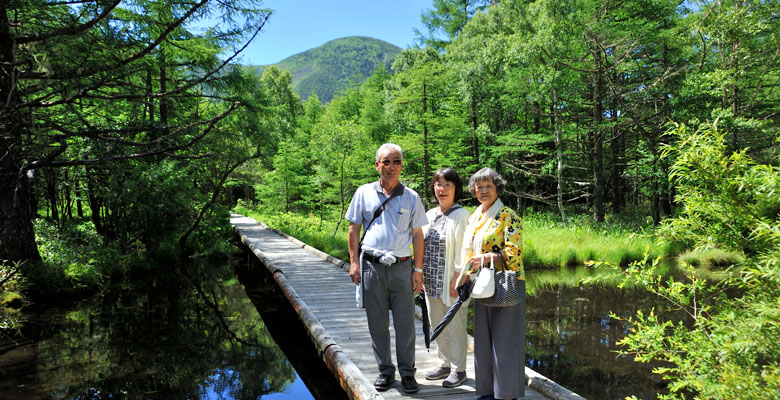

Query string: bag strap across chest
359 183 405 249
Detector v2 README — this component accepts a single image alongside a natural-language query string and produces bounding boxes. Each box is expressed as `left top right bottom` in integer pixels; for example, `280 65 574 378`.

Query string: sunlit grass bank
232 205 677 271
234 205 350 262
522 212 672 269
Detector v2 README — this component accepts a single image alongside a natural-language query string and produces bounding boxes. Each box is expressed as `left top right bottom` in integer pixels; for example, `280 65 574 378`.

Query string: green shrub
585 124 780 399
33 219 131 294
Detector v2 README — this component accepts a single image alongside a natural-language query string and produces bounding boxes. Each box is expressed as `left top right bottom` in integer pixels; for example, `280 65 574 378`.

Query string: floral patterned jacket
467 205 524 280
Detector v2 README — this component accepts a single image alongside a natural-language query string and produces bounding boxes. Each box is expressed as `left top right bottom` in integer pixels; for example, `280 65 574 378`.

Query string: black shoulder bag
358 183 405 254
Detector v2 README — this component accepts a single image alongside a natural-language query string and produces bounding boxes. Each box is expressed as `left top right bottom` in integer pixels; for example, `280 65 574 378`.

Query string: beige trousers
427 295 469 372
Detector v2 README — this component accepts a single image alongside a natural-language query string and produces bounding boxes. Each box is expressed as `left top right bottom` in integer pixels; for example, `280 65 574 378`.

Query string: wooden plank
231 213 584 400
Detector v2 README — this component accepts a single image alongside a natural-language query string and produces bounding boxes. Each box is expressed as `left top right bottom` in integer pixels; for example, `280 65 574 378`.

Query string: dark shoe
425 366 451 380
401 375 419 394
374 374 395 391
477 396 496 400
442 370 467 387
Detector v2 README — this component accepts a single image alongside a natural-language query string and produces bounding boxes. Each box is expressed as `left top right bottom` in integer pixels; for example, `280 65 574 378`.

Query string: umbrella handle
454 256 473 288
454 252 494 288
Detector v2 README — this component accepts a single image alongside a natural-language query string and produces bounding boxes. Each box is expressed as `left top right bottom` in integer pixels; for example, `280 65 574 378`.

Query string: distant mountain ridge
251 36 402 102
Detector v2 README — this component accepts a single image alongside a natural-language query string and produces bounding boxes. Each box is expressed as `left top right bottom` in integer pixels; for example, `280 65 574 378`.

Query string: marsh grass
522 212 671 270
676 247 742 281
233 206 678 272
677 247 742 269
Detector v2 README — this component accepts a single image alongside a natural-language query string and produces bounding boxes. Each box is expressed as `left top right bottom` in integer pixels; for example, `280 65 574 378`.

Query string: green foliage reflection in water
17 259 295 399
0 260 25 331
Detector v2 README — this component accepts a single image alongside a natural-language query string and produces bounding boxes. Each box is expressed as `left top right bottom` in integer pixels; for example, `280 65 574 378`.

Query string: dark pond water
0 256 346 400
1 248 679 400
525 281 674 400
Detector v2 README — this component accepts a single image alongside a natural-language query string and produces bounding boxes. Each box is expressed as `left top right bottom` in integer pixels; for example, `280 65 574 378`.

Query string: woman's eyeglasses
379 160 402 166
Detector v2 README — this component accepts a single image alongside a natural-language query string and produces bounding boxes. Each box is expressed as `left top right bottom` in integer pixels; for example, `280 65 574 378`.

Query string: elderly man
346 143 426 394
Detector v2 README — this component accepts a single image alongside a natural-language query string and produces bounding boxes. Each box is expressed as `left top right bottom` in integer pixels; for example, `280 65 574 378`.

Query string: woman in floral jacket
459 167 525 400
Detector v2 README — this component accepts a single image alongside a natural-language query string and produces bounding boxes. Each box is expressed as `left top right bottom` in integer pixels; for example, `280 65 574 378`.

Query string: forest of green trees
2 0 778 263
0 0 778 399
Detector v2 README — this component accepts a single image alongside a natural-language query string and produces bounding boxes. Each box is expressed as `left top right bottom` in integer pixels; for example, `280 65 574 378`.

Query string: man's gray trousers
362 257 416 378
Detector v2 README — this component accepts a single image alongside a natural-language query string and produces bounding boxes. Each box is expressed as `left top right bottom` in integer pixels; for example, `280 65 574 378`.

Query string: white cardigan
422 205 471 305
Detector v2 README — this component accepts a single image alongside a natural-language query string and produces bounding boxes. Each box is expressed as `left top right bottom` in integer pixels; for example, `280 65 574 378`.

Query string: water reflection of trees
1 260 296 399
527 285 678 400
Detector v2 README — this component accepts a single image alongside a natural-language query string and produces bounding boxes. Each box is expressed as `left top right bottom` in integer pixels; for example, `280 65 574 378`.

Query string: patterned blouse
423 213 448 298
467 206 524 280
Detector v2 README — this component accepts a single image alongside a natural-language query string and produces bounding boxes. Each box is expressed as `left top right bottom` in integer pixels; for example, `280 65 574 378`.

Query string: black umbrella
430 278 474 343
416 292 431 350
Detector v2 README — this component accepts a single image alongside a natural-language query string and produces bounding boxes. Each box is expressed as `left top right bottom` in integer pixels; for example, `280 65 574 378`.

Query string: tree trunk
86 168 104 235
76 182 84 218
610 97 623 214
649 138 661 226
332 155 347 238
422 81 430 201
591 48 605 223
651 187 661 227
46 170 59 223
64 169 73 220
471 97 479 161
0 0 40 262
552 91 567 226
159 51 168 128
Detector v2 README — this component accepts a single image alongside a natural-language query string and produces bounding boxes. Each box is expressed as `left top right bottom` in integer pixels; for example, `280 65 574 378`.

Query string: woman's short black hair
430 167 463 203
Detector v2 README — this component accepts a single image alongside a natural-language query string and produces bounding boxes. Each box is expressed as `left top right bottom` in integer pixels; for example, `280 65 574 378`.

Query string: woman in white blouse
421 167 471 388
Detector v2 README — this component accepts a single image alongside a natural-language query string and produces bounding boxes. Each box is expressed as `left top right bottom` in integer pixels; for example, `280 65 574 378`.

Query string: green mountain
252 36 402 103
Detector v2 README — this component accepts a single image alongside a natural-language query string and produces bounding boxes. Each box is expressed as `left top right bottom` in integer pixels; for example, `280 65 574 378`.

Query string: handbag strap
480 253 494 270
359 183 405 249
455 251 496 288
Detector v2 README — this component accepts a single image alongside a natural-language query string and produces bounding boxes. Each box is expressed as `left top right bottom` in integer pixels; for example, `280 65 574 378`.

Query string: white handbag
471 254 495 299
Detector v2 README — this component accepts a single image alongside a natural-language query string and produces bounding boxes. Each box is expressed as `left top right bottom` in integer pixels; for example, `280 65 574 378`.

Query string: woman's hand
468 252 500 271
467 255 482 272
449 273 461 298
450 271 471 298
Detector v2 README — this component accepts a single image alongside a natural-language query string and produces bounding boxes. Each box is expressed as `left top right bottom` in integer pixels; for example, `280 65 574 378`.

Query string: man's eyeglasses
379 160 402 166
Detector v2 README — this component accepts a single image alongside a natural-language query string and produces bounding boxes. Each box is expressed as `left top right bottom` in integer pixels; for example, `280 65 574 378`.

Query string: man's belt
364 254 410 265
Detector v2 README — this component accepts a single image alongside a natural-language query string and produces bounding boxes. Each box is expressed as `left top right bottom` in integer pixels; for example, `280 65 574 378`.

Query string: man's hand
347 222 361 285
412 271 423 294
350 262 361 285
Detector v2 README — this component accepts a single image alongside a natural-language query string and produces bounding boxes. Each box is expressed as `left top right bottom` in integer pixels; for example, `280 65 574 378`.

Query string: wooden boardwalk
231 213 585 400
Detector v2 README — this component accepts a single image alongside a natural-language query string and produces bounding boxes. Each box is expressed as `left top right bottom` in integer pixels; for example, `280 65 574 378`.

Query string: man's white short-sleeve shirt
346 182 427 257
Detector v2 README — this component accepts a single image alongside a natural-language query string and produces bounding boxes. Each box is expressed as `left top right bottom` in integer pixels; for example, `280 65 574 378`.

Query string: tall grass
232 205 677 271
522 212 672 270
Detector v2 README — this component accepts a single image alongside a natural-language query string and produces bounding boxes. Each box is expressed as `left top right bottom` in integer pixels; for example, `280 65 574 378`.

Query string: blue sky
239 0 434 65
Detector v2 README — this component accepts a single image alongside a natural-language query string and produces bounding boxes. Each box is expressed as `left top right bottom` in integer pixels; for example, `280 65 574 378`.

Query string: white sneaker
442 370 467 387
425 366 451 380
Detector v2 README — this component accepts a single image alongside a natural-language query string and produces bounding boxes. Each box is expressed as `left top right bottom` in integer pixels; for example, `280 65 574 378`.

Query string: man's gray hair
468 167 507 196
376 143 403 162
